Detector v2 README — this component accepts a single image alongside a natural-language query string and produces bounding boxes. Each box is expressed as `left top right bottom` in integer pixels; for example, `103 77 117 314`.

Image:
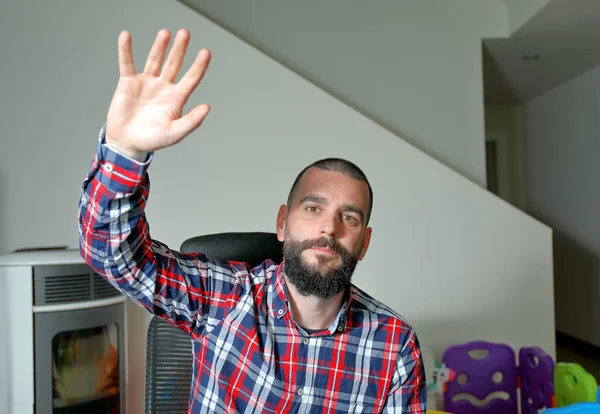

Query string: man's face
276 168 372 299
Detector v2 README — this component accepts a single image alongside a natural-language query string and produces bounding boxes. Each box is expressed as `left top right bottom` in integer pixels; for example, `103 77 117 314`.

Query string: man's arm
79 125 245 336
78 29 238 336
381 330 427 413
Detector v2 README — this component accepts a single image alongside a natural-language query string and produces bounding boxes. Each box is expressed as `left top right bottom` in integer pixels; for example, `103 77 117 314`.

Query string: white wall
182 0 509 188
505 0 552 34
524 62 600 347
0 0 554 412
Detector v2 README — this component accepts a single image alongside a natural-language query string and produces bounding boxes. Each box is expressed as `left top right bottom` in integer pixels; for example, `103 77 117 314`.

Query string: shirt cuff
93 124 154 194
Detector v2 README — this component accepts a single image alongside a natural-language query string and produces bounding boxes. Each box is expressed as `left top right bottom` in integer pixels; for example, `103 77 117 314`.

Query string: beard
282 234 361 299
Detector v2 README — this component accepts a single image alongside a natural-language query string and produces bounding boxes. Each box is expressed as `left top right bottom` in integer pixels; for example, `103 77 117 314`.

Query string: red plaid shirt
78 126 426 413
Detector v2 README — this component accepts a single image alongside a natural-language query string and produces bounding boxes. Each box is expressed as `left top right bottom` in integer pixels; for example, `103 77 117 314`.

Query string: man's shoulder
234 258 281 286
349 283 417 338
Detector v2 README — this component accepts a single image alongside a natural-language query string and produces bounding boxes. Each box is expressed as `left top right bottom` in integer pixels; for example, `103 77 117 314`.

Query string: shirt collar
269 262 354 334
271 262 289 318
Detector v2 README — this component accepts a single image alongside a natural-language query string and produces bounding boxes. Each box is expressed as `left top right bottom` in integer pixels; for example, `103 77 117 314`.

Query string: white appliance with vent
0 249 127 414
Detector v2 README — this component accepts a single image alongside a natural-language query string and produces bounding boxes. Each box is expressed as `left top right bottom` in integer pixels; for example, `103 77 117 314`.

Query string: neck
284 275 345 331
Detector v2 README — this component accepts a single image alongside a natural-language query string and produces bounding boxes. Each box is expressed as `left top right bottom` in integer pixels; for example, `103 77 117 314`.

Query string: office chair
144 232 283 414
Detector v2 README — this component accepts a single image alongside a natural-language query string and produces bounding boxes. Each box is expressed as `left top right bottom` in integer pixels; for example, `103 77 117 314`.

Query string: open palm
105 29 211 159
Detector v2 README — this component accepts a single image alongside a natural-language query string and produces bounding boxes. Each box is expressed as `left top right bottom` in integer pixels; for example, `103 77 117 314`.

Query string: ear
276 204 288 242
358 227 372 261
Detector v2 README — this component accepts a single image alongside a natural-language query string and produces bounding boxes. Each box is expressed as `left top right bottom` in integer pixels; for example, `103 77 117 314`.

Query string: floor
555 334 600 381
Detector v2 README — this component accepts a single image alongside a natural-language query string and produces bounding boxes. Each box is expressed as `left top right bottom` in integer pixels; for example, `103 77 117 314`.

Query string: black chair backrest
145 232 282 413
180 232 283 266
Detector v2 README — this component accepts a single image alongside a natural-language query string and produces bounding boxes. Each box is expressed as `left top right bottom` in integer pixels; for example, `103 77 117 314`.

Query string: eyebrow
299 194 365 222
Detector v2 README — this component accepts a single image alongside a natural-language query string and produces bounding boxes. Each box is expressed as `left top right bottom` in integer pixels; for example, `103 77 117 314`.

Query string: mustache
293 237 349 257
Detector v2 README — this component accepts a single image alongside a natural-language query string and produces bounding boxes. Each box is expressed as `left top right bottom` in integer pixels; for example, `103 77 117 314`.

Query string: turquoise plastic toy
542 385 600 413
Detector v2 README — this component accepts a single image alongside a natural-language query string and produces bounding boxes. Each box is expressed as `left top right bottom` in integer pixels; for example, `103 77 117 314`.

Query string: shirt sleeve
78 124 245 336
381 329 428 413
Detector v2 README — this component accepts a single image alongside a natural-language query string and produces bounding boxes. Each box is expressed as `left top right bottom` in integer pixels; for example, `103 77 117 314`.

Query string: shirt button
303 338 309 345
337 326 344 332
277 309 284 315
297 388 304 396
103 163 113 172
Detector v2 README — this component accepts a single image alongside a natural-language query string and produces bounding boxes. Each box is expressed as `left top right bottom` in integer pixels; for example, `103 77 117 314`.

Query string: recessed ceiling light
522 54 540 60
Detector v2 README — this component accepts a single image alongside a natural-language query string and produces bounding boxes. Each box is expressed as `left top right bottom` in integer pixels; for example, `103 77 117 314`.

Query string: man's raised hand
105 29 211 161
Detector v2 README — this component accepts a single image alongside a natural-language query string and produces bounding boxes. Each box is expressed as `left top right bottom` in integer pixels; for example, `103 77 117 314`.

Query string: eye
342 214 359 224
305 206 320 213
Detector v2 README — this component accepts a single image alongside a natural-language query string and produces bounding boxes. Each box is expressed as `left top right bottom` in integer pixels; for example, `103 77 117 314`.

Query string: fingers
160 29 191 83
170 104 210 144
118 31 136 77
143 29 171 76
178 48 211 98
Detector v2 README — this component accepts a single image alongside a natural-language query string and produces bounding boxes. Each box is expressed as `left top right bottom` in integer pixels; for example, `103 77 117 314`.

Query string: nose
319 211 339 238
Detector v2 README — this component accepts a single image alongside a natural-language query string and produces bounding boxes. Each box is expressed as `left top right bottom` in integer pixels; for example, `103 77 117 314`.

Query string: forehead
293 167 370 208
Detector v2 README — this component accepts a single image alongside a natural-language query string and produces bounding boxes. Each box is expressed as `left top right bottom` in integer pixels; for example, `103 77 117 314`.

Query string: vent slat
34 284 91 290
33 264 120 305
40 284 91 291
42 281 90 286
94 287 115 292
40 292 91 299
94 284 115 289
93 280 116 287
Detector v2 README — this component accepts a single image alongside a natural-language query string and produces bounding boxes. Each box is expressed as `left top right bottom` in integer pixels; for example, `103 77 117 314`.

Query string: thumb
170 104 210 144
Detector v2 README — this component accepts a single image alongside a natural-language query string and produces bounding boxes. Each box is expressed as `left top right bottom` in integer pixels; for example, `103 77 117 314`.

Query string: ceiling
484 0 600 104
179 0 599 106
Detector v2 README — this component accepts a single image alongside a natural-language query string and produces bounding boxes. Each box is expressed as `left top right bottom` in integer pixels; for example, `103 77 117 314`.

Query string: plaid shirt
78 126 426 413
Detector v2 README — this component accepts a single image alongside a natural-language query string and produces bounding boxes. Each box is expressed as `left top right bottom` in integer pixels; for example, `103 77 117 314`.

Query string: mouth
310 247 337 256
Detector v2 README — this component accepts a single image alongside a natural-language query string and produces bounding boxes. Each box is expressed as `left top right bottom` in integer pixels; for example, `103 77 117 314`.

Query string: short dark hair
286 158 373 225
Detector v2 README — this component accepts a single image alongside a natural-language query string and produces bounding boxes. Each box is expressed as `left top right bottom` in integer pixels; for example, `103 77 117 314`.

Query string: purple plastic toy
519 346 555 414
442 341 518 414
